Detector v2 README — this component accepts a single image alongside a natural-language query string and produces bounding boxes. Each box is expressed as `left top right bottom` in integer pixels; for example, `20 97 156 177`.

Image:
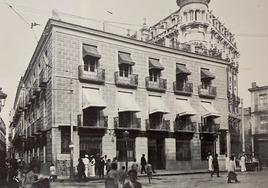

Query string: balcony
77 114 108 129
114 117 141 130
78 65 105 84
199 123 220 133
145 77 167 92
114 72 138 88
39 68 48 87
198 85 217 99
173 81 193 96
33 79 41 96
174 122 196 133
145 119 170 132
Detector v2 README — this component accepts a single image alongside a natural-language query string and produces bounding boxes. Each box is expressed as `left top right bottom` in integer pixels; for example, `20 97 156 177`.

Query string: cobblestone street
51 169 268 188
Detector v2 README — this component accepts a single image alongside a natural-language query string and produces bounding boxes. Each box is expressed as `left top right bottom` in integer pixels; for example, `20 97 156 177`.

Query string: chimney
251 82 257 88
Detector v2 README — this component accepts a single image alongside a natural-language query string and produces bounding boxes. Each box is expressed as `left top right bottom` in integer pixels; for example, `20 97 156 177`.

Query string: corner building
10 0 239 177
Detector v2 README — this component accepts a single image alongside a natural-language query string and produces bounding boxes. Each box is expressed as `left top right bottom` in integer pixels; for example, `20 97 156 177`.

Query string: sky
0 0 268 125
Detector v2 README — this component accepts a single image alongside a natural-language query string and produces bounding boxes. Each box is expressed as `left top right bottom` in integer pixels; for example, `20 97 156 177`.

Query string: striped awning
149 58 164 70
175 99 197 116
149 96 169 114
82 88 106 109
118 92 141 112
176 64 191 75
200 102 221 118
83 45 101 59
118 52 135 66
201 69 215 80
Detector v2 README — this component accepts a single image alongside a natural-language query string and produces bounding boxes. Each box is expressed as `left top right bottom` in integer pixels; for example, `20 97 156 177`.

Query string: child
49 163 57 182
146 163 153 184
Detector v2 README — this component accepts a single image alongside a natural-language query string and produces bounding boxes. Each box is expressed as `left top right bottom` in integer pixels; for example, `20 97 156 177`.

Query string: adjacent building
10 0 240 176
0 118 6 160
248 82 268 166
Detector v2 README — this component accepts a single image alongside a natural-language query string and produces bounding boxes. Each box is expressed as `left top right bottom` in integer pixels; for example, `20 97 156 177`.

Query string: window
176 139 191 161
84 57 98 72
259 94 267 107
83 108 100 127
119 112 133 128
219 131 227 155
119 64 131 77
116 137 135 161
149 69 160 82
61 129 70 154
149 112 163 129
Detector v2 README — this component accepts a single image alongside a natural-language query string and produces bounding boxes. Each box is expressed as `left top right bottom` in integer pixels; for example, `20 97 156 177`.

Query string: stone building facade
248 82 268 166
10 0 239 176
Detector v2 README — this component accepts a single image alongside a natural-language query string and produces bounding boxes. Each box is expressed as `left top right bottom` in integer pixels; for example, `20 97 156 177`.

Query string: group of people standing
207 152 248 184
77 154 107 181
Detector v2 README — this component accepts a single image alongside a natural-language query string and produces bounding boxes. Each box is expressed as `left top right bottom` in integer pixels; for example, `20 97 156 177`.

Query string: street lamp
0 88 7 112
123 130 129 171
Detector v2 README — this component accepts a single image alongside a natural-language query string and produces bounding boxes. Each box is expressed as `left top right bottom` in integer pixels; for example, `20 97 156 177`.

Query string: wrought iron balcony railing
77 114 108 128
114 117 141 129
198 85 217 99
199 123 220 133
173 81 193 96
254 105 268 113
145 119 170 131
114 72 138 88
78 65 105 84
174 122 196 133
145 77 167 92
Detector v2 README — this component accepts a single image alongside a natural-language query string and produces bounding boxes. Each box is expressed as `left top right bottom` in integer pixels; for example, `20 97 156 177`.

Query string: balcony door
149 112 163 130
119 112 134 128
83 108 100 127
148 138 166 169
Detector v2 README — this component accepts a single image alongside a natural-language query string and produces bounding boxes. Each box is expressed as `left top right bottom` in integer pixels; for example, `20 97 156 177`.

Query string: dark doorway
148 138 165 169
79 136 102 158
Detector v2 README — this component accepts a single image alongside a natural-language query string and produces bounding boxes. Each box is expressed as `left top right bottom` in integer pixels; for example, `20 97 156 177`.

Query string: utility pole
241 98 245 153
69 80 74 179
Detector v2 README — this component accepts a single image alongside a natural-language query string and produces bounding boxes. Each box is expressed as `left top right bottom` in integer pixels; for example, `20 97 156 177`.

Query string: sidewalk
57 169 209 182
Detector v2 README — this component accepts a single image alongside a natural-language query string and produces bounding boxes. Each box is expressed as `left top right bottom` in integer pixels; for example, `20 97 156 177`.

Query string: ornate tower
176 0 211 50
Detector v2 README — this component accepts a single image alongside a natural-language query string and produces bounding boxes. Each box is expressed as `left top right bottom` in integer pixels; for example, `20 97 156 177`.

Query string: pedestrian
240 153 246 172
123 169 142 188
118 166 127 187
227 155 240 184
77 158 86 182
104 155 108 175
131 158 139 172
207 152 213 174
211 153 220 177
146 163 153 184
82 154 90 177
140 154 147 174
106 159 112 174
99 156 105 178
105 162 119 188
90 155 96 177
24 167 38 188
225 154 229 171
95 154 101 178
49 163 57 182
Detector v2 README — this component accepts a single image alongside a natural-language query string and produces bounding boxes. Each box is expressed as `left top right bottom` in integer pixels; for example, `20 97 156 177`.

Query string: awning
149 96 169 114
118 92 141 112
83 45 101 59
82 88 106 109
149 58 164 70
176 64 191 75
118 52 135 66
200 102 221 118
201 69 215 80
175 99 197 116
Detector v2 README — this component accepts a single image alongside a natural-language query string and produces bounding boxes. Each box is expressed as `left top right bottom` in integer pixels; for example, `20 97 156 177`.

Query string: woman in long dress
208 152 213 173
90 156 96 177
240 153 246 172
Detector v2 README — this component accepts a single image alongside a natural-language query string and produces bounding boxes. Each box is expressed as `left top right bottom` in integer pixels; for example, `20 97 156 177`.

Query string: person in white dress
207 152 213 173
240 153 246 172
90 155 96 177
225 154 230 171
82 155 90 177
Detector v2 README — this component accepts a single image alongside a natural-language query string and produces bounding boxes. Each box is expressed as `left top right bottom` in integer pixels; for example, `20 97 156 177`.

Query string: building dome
176 0 210 7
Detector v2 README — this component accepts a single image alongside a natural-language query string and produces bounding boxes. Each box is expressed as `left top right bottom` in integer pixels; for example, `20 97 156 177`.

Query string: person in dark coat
99 157 105 178
211 153 220 177
140 154 147 174
77 158 86 182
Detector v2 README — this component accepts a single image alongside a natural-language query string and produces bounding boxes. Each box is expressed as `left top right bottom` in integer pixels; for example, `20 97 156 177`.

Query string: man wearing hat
123 169 142 188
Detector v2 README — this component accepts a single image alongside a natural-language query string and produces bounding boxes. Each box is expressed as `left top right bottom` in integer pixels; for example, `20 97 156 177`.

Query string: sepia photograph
0 0 268 187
